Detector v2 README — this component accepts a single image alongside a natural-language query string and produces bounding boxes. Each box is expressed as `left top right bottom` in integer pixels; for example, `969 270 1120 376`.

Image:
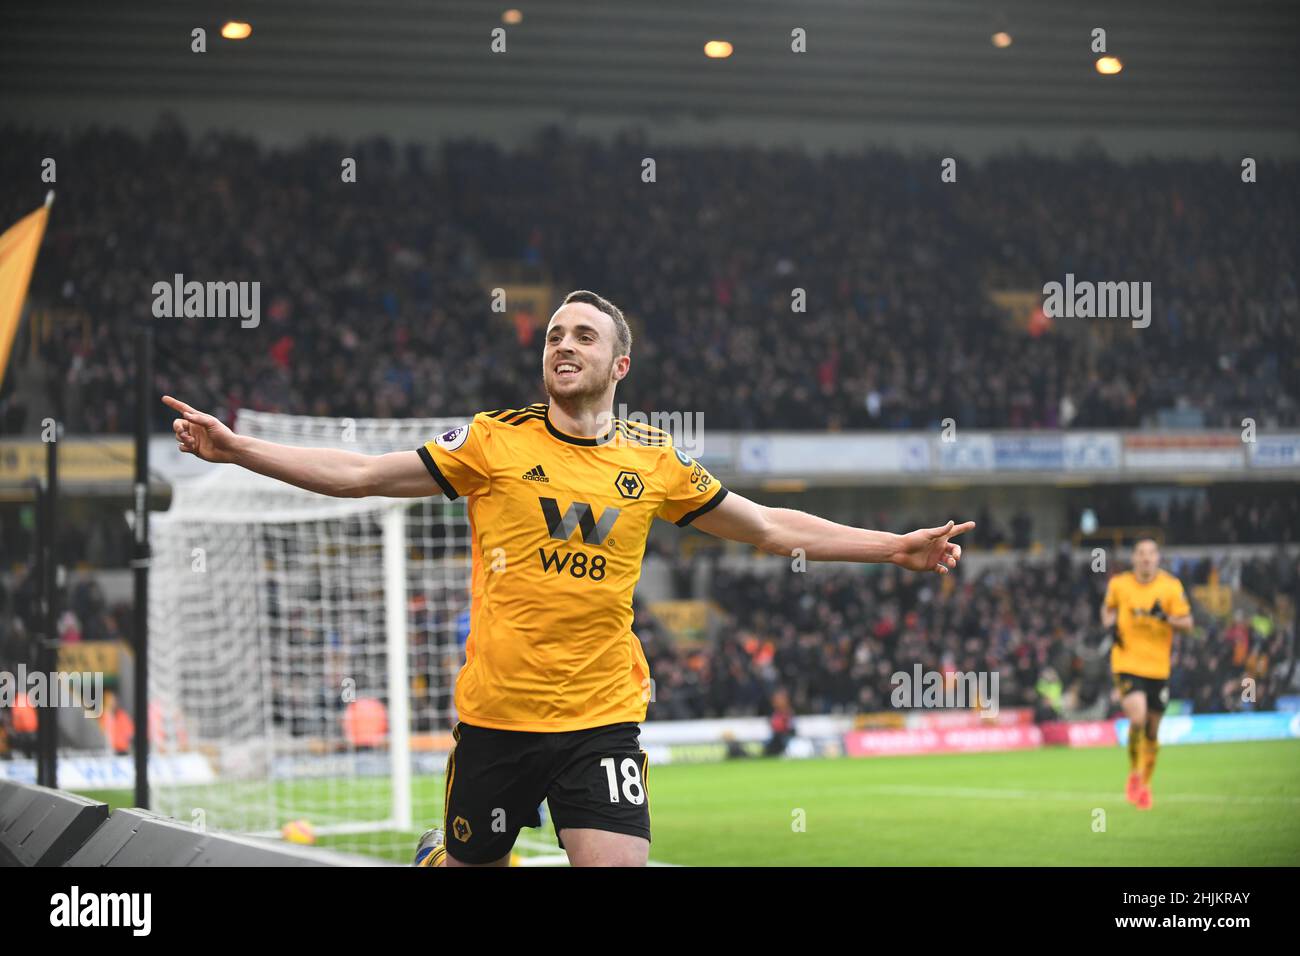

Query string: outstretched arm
163 395 436 498
690 489 972 574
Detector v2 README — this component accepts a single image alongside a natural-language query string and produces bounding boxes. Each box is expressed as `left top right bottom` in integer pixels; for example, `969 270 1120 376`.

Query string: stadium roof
2 0 1296 139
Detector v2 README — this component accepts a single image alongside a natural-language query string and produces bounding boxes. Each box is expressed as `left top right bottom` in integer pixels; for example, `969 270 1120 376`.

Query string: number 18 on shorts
442 721 651 864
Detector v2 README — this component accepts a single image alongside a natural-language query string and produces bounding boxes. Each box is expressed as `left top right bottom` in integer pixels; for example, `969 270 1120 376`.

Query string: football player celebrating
166 290 973 866
1101 538 1193 810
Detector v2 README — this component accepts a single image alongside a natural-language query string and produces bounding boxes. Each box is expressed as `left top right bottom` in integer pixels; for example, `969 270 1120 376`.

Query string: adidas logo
522 464 550 483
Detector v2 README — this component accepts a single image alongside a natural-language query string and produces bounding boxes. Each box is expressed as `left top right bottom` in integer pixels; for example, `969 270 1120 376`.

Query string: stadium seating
0 780 396 866
63 808 395 866
1 126 1294 437
0 779 108 866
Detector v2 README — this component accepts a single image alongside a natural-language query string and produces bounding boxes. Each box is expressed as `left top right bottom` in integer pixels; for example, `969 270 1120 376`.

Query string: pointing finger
162 395 197 416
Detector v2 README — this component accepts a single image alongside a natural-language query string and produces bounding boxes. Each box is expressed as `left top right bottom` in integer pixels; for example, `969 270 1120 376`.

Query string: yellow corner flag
0 192 54 389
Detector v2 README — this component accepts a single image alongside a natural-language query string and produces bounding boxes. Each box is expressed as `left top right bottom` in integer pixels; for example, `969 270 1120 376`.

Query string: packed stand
639 551 1299 722
1 122 1296 436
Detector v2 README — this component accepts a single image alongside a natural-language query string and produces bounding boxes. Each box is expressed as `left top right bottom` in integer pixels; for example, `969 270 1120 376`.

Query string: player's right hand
163 395 240 463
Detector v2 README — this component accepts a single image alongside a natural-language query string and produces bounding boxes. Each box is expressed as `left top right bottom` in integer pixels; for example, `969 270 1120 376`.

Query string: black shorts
442 720 650 864
1113 672 1170 713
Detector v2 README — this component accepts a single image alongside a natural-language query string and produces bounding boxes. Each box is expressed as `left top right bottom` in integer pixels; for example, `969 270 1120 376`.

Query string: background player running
1101 538 1194 810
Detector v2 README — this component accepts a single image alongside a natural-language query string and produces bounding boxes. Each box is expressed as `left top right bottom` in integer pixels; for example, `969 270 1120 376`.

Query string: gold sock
1141 736 1160 784
418 845 447 868
1128 723 1144 772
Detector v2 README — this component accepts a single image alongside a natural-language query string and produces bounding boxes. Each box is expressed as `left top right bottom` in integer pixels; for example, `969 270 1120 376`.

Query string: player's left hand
892 520 975 574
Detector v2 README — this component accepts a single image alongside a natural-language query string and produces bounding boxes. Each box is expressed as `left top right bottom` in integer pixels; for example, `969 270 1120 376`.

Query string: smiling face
541 302 629 403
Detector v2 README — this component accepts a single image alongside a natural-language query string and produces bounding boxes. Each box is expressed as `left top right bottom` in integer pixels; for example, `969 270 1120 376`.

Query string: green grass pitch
77 739 1300 865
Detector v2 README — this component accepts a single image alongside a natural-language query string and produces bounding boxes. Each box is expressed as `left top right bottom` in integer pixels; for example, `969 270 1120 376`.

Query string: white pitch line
858 783 1300 806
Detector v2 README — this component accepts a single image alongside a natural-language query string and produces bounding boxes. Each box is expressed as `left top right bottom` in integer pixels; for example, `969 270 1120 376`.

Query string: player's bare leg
1120 690 1147 804
559 828 649 867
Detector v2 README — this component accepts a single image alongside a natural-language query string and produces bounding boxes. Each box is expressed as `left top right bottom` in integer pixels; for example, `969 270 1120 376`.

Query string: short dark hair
560 290 633 358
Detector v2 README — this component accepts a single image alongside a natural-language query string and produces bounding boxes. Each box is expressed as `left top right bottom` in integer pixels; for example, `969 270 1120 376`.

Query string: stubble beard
543 355 615 411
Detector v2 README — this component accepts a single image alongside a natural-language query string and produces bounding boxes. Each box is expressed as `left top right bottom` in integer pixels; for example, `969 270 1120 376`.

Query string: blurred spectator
642 552 1295 722
1 125 1294 437
1034 667 1064 723
766 688 796 756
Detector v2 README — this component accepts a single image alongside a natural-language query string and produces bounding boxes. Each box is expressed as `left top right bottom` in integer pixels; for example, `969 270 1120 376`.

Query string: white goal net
148 411 471 861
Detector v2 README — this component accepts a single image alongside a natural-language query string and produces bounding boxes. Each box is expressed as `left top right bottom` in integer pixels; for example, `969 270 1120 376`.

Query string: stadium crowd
1 121 1296 436
638 550 1299 723
1 121 1297 748
3 549 1294 746
1067 486 1300 546
4 482 1296 575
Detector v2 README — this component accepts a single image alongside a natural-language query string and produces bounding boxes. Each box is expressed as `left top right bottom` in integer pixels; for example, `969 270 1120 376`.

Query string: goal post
148 411 471 859
382 505 412 833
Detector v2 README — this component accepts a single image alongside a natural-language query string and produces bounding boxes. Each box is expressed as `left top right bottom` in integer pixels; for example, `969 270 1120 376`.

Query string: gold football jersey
418 403 727 732
1104 569 1191 680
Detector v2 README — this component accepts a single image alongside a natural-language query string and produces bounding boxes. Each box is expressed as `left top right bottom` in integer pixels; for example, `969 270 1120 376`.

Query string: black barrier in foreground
65 808 397 866
0 780 110 867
